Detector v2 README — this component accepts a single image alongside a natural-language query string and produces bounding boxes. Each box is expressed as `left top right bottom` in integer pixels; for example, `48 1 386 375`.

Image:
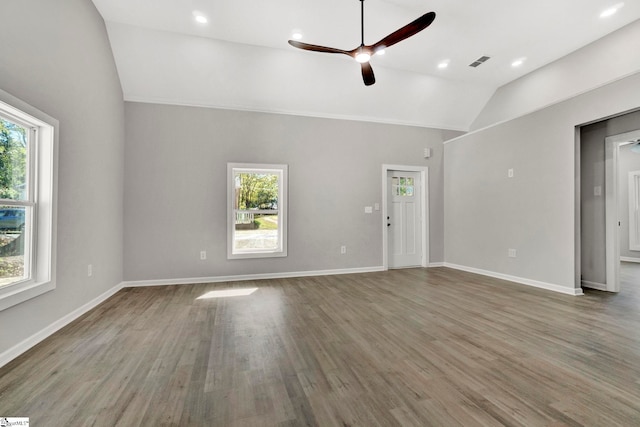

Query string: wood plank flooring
2 265 640 426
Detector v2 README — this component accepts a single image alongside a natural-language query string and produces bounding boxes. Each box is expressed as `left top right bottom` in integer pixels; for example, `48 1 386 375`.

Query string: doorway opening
603 129 640 292
579 121 640 293
381 165 429 270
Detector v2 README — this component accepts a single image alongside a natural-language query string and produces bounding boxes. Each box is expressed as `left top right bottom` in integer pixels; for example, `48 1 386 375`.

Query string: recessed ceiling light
193 11 208 24
438 60 449 69
291 29 303 40
511 57 526 67
375 48 385 56
600 2 624 18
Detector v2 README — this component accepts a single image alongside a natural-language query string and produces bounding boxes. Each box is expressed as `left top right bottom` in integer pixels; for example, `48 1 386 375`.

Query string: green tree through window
228 163 288 259
0 117 28 285
0 92 57 311
236 173 278 210
0 118 27 200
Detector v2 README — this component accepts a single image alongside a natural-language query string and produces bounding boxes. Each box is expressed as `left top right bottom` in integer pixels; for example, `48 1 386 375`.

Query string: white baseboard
121 266 386 288
428 262 445 267
581 280 607 291
0 282 124 369
620 256 640 263
443 263 584 296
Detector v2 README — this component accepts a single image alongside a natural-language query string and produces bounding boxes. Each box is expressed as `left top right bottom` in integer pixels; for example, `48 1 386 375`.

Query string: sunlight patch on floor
196 287 258 299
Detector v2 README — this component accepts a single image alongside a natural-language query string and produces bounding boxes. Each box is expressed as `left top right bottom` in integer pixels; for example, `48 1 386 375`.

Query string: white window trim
629 170 640 251
0 89 58 311
227 163 288 259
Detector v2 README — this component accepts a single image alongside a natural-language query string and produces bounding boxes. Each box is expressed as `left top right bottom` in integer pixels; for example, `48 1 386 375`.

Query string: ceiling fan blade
371 11 436 50
361 62 375 86
288 40 350 55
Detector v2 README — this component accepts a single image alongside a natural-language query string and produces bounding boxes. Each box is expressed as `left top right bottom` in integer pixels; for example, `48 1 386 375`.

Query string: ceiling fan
288 0 436 86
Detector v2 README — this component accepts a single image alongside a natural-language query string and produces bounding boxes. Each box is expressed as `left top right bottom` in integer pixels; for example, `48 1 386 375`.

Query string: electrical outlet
200 250 207 260
594 186 602 196
508 249 517 258
88 264 93 277
341 245 347 254
508 168 514 178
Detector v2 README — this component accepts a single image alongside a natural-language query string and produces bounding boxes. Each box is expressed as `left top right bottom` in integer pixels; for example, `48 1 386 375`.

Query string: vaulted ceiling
92 0 640 131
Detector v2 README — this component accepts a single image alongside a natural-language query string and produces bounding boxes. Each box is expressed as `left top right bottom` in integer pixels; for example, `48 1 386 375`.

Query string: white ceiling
92 0 640 130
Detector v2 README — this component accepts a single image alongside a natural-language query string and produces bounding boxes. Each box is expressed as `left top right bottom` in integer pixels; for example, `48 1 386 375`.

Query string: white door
387 170 422 268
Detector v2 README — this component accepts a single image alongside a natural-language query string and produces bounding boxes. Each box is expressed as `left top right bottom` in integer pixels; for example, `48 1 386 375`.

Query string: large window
0 92 57 311
227 163 287 259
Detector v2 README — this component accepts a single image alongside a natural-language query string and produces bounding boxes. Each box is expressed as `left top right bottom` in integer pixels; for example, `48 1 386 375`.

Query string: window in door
392 176 415 196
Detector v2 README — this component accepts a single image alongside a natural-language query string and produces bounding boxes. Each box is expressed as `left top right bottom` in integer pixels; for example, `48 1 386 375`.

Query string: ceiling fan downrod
355 0 372 63
360 0 365 47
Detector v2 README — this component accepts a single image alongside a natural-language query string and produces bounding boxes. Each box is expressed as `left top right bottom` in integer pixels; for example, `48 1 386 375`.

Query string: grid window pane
392 175 415 198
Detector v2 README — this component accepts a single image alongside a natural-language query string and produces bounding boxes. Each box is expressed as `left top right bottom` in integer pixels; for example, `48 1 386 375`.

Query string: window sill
0 280 55 312
228 250 288 260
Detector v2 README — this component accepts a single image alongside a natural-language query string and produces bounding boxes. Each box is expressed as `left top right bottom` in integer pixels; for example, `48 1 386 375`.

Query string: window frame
0 90 57 311
227 163 288 260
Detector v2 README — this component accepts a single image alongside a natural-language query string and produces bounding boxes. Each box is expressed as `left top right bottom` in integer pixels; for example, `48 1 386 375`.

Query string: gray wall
619 142 640 260
124 102 460 281
444 70 640 292
580 110 640 284
0 0 124 354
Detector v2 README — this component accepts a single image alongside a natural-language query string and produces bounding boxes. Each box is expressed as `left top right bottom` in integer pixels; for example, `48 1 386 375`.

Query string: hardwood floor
2 266 640 426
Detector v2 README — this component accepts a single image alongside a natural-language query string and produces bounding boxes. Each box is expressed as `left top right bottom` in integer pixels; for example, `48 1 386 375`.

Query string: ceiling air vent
469 56 491 68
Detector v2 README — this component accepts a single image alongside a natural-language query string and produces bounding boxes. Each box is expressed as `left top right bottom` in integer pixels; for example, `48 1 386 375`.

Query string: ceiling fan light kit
288 0 436 86
355 49 371 64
